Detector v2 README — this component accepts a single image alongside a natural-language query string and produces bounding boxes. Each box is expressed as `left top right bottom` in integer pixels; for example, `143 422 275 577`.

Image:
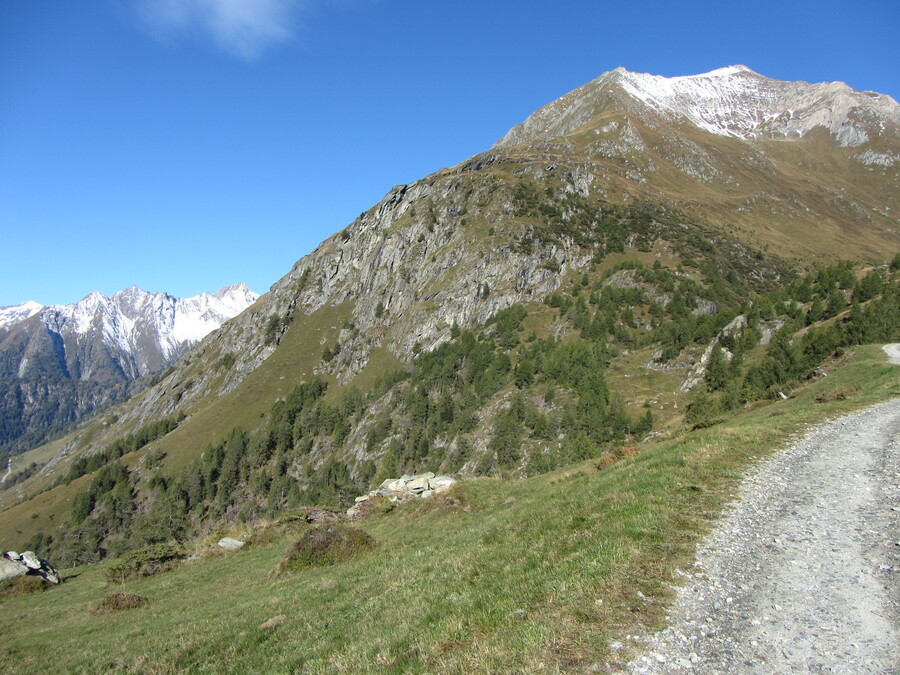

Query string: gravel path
884 343 900 366
626 389 900 672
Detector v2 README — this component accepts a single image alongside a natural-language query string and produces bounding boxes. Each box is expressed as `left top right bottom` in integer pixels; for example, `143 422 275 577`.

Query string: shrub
684 391 724 429
275 524 375 574
105 543 184 584
412 486 465 517
354 496 396 519
0 575 50 601
215 352 236 372
92 593 148 614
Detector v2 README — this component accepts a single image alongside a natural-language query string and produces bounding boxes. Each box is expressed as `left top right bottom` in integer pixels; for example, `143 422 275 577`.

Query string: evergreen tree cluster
686 264 900 426
511 178 787 301
24 256 899 569
61 414 184 485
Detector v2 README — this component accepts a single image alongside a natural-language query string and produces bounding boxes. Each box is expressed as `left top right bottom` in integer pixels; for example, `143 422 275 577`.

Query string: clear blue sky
2 0 898 307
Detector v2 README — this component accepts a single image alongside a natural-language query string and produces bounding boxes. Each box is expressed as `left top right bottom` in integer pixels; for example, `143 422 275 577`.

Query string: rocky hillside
1 67 898 559
54 67 898 458
0 283 258 457
496 65 899 261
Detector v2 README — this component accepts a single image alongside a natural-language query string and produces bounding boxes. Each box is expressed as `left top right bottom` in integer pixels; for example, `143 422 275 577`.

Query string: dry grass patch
0 576 51 601
275 524 376 574
411 485 466 517
597 443 641 469
92 593 148 615
814 386 860 403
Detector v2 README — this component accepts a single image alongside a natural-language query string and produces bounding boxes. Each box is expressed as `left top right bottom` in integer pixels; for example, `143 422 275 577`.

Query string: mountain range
1 65 898 559
0 283 258 457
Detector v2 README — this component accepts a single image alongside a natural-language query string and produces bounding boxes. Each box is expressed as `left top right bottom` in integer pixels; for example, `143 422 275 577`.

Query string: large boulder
2 551 59 584
21 551 41 569
429 476 456 493
405 474 433 494
0 556 28 582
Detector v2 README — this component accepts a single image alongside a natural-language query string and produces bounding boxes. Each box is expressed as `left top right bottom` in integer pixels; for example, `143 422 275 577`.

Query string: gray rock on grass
3 551 59 584
347 473 457 517
0 557 29 582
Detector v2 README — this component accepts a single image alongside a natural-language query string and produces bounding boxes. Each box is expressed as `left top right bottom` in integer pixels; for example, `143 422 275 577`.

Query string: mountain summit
495 65 900 152
491 66 898 264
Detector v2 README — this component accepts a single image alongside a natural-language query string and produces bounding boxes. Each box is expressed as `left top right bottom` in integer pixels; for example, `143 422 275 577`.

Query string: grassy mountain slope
3 249 898 565
2 68 899 671
1 143 898 554
1 344 897 673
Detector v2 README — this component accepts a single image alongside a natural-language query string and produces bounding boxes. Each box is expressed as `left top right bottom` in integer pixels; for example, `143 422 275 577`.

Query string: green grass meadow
1 345 897 673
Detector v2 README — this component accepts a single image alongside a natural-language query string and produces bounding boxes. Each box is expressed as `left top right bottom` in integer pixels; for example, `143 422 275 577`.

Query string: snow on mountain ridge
0 301 44 329
615 65 898 145
616 65 784 138
212 282 260 315
5 284 259 379
494 66 900 150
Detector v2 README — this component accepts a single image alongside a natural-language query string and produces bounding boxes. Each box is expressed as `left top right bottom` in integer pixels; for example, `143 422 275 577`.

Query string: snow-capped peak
495 66 900 150
615 65 899 145
4 283 259 379
0 300 43 329
614 65 779 138
170 284 260 347
212 282 259 314
703 65 757 78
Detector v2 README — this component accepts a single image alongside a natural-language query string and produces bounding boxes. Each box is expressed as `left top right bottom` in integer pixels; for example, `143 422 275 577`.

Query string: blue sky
2 0 898 307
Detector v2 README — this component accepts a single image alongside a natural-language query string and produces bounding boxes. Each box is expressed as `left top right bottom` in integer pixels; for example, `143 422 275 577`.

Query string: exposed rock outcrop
680 315 746 392
2 551 59 584
346 473 456 518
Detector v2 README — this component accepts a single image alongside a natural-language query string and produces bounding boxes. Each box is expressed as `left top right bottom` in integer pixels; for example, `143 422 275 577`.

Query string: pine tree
705 345 729 391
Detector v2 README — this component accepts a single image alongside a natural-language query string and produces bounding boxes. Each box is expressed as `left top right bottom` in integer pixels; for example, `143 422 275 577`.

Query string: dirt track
884 343 900 366
626 349 900 673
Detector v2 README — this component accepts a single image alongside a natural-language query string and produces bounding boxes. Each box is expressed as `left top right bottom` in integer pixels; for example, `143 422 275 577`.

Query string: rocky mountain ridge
5 65 898 513
495 65 900 154
0 302 43 329
2 283 258 372
0 283 258 456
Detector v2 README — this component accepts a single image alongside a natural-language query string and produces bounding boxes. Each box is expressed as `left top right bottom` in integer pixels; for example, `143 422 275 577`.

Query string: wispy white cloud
136 0 299 60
